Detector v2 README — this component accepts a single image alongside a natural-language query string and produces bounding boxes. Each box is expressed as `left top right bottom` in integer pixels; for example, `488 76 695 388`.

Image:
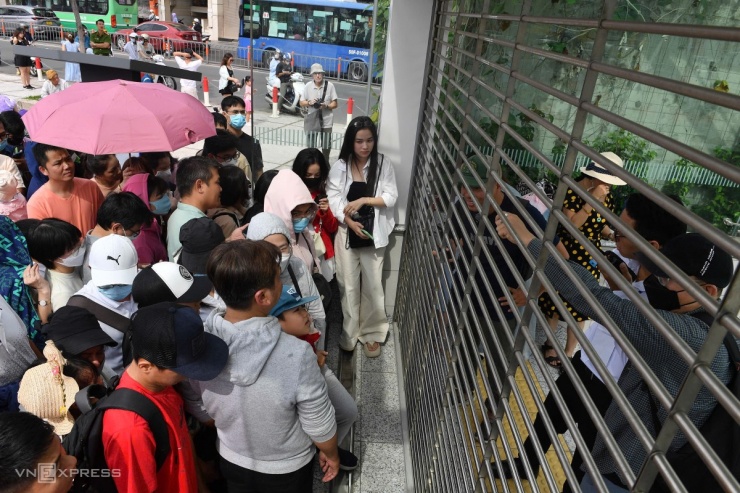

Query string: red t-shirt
102 372 197 493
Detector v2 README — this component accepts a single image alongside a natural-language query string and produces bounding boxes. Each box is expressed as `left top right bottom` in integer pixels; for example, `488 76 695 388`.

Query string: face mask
280 253 291 272
98 284 133 301
644 275 687 312
221 157 238 167
230 114 247 130
57 244 86 268
156 170 172 181
0 140 7 152
303 177 321 190
150 194 171 215
293 217 311 234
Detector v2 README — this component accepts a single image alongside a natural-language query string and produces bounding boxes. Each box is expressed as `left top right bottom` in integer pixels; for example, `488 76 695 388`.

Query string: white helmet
273 49 281 59
141 33 149 40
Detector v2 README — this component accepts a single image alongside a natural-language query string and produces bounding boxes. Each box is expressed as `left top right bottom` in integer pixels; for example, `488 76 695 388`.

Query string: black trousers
220 456 314 493
522 351 613 492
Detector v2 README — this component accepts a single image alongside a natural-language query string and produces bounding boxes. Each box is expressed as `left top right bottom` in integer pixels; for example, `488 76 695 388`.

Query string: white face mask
280 253 291 272
57 244 86 268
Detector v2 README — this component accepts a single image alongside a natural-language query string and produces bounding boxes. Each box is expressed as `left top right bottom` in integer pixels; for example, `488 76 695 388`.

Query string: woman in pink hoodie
264 169 320 272
121 173 170 266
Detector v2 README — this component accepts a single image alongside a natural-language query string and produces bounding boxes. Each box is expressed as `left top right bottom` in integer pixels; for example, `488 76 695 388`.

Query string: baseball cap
18 342 78 436
178 217 225 275
460 156 501 188
89 234 139 287
637 233 734 288
310 63 325 75
128 302 228 381
42 306 117 355
132 262 212 307
270 285 318 317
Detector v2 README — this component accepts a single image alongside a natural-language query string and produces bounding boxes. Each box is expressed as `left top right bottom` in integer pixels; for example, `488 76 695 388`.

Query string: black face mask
303 177 321 190
644 275 688 311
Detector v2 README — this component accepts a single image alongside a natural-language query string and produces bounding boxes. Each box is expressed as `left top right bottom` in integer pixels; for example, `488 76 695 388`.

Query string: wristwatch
37 299 49 307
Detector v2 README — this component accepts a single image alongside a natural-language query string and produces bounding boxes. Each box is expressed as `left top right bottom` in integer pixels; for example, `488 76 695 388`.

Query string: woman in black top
12 28 32 90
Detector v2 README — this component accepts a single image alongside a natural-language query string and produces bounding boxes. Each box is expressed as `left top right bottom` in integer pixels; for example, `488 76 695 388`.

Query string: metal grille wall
395 0 740 492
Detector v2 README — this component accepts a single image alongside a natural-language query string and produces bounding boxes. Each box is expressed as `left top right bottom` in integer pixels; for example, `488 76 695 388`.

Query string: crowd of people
0 86 399 491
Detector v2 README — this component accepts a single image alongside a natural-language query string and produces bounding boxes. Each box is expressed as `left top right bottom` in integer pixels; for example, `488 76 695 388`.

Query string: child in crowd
182 240 340 491
0 170 26 221
271 285 359 470
244 75 252 123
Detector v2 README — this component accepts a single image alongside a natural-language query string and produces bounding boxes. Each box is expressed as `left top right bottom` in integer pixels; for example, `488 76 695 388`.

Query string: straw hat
579 151 626 186
18 341 79 436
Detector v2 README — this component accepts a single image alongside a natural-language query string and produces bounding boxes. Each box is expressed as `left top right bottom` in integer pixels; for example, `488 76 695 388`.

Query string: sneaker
338 447 359 471
24 85 34 89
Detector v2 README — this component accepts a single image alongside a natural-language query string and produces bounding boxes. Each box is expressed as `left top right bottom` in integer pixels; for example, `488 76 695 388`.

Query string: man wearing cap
173 48 203 99
42 305 119 386
497 215 737 492
132 262 212 312
103 302 228 493
300 63 338 163
123 32 139 60
70 234 139 375
39 69 69 99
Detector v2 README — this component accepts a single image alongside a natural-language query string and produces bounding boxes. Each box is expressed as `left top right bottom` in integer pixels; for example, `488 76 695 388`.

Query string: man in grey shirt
301 63 338 164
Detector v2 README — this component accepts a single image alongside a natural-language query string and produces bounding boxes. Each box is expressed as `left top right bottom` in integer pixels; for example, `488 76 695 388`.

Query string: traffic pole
35 57 43 82
59 26 64 41
290 51 294 69
346 97 354 128
337 57 342 80
202 76 210 107
271 85 280 118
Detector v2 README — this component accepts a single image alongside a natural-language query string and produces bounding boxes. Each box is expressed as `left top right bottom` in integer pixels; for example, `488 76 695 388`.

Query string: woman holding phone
327 116 398 358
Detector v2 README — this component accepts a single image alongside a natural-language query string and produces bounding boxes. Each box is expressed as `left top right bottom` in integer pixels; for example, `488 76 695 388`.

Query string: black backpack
648 311 740 492
62 387 171 493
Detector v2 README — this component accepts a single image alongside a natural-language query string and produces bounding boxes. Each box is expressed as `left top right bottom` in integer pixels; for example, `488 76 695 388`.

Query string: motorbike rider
268 49 281 88
137 33 154 60
275 52 293 113
192 18 202 34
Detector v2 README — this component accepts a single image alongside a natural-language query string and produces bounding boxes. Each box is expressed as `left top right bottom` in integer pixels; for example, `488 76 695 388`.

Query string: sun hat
270 285 318 317
132 262 212 307
310 63 325 75
178 217 225 275
42 306 117 355
18 341 79 436
88 234 139 287
128 302 228 381
636 233 734 289
579 151 626 186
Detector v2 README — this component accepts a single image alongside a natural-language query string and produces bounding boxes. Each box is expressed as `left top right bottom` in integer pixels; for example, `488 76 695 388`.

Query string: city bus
239 0 374 82
20 0 138 32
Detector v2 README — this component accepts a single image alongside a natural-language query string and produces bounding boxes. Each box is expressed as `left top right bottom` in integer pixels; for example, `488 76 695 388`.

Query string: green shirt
166 202 206 260
90 30 111 56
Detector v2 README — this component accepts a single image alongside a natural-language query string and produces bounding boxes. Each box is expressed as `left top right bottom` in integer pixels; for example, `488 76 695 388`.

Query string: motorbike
151 54 178 91
264 72 308 116
29 57 41 78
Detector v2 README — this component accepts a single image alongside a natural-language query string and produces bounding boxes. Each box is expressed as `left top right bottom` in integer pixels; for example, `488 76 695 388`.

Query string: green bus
12 0 138 32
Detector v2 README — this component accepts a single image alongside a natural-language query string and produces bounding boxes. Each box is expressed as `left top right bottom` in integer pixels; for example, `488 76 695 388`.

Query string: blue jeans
580 471 630 493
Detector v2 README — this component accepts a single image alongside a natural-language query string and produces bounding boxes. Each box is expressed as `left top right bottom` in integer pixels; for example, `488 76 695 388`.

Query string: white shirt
0 297 37 387
40 79 69 99
581 251 643 383
47 269 84 312
123 40 138 60
175 56 202 89
218 65 233 90
327 156 398 248
74 281 137 376
302 81 338 129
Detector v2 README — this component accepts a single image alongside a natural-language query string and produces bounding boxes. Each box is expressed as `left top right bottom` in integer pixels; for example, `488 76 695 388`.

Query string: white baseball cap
131 262 212 307
89 235 139 287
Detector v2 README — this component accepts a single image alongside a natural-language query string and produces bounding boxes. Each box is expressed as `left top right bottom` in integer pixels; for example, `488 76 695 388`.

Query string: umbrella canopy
22 80 216 154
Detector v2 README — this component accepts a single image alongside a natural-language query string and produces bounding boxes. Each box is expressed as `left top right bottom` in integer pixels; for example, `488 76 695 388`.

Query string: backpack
62 386 171 493
648 311 740 492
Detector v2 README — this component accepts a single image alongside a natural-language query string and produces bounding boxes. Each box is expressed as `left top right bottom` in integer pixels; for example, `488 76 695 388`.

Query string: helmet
141 33 149 40
273 49 281 59
194 18 200 23
283 53 291 61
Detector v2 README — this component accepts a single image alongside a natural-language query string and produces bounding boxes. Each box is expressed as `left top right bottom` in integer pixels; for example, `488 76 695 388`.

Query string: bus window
339 9 370 48
308 10 333 43
241 3 261 38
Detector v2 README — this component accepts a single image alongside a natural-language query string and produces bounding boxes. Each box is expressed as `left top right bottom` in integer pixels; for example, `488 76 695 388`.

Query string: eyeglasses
216 150 241 162
291 209 315 220
125 229 141 239
352 118 374 129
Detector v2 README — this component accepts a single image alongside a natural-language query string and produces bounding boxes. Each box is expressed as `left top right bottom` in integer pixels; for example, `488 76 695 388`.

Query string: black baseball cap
132 262 212 308
178 217 225 275
637 233 734 288
42 306 117 355
128 302 228 381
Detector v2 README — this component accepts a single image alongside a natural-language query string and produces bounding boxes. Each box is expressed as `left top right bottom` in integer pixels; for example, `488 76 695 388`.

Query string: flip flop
363 341 381 358
541 343 562 371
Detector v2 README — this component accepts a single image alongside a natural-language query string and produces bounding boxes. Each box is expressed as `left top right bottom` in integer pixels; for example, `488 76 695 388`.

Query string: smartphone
361 229 375 240
315 193 327 204
604 250 637 280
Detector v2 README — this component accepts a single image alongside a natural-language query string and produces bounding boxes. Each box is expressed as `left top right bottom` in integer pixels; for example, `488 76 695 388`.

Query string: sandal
363 341 381 358
541 343 562 370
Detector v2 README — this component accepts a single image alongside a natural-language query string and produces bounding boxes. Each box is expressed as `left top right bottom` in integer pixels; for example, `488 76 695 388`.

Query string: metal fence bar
396 0 740 492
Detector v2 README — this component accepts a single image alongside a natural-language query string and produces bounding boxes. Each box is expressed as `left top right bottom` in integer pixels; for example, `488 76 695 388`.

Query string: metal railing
396 1 740 492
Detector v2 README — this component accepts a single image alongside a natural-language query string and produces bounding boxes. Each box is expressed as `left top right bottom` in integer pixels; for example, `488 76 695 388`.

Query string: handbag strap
287 264 303 298
67 295 131 333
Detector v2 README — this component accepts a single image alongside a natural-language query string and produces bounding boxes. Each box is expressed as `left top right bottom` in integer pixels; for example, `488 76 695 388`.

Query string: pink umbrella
22 79 216 154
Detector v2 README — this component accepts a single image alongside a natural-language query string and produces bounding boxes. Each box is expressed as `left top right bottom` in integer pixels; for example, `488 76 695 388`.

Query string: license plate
122 14 132 19
45 21 52 25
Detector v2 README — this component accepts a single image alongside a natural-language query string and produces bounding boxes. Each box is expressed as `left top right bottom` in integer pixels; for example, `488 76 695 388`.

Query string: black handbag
346 156 383 249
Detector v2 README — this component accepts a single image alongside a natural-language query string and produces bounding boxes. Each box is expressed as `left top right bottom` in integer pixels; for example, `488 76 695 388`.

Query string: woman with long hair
218 53 242 97
327 116 397 357
292 148 338 281
12 28 32 89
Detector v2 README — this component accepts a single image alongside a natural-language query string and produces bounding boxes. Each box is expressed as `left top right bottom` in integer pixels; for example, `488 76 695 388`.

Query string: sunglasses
352 118 374 129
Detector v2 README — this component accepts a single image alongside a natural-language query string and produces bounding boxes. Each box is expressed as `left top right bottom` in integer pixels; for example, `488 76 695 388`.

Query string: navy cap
129 302 228 381
43 306 117 355
270 285 318 317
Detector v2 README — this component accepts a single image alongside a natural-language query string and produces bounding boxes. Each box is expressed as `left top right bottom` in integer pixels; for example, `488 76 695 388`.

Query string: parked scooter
29 57 41 78
264 72 307 116
151 54 178 91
